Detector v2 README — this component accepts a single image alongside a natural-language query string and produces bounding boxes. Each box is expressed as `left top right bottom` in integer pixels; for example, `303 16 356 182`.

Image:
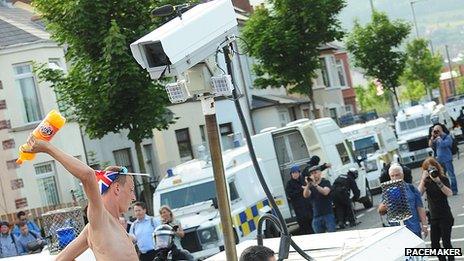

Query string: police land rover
152 118 372 259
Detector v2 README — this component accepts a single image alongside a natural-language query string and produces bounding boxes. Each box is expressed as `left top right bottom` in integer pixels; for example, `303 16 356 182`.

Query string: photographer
303 166 336 233
159 205 193 261
418 158 454 261
378 164 428 238
285 165 313 234
16 223 45 255
429 124 458 195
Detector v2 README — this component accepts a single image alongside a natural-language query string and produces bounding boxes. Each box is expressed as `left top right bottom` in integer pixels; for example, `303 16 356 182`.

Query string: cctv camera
130 0 238 80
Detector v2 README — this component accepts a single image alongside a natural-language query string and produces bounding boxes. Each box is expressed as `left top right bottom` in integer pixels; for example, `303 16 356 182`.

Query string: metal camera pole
201 96 238 261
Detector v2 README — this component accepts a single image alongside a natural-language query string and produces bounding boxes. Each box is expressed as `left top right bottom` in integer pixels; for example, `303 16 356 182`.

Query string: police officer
332 169 360 229
285 165 313 234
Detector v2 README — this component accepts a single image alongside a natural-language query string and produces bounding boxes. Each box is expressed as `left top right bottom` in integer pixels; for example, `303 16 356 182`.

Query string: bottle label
37 122 58 141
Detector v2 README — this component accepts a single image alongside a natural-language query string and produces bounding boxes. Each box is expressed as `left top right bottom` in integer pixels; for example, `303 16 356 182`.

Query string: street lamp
410 0 426 38
369 0 374 13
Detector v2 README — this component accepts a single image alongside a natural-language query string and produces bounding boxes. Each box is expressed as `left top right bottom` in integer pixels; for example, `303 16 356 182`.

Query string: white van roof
268 117 339 135
396 102 435 120
156 146 250 191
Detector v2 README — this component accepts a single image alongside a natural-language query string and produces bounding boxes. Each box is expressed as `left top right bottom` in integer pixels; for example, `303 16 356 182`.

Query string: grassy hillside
339 0 464 58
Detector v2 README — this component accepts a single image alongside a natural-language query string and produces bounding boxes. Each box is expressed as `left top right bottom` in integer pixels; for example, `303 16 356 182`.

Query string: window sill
11 121 40 132
325 86 342 90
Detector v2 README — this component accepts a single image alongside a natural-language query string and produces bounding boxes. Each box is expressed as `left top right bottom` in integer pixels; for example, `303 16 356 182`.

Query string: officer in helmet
332 169 360 229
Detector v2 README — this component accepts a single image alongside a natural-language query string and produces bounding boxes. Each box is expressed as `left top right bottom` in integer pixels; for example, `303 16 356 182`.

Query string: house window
302 108 310 118
319 58 331 87
113 148 134 172
336 59 347 87
219 123 233 136
219 123 234 150
143 144 156 178
200 125 207 143
13 63 42 123
278 110 290 127
345 105 353 114
35 162 60 206
175 128 194 162
329 108 338 120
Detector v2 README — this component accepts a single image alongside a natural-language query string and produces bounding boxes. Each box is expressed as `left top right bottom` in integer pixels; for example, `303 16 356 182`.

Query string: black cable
223 42 312 260
257 214 313 260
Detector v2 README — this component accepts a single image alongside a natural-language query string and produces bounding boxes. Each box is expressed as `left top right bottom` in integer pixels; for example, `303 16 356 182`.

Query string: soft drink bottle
16 110 66 165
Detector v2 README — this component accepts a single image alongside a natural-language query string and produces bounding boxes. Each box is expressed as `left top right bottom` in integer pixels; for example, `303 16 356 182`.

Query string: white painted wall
252 107 281 133
0 43 86 213
153 95 252 177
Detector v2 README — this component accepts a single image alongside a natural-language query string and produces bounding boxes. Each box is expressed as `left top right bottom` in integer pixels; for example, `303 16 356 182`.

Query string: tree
457 79 464 95
403 38 443 100
242 0 346 118
354 82 390 114
33 0 178 214
346 11 411 108
399 80 426 102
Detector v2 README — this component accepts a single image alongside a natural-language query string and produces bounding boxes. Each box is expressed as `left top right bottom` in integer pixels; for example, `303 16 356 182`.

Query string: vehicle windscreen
160 181 217 209
353 136 377 156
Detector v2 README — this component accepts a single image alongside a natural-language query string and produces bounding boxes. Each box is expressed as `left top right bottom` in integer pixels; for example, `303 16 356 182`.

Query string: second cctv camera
130 0 238 80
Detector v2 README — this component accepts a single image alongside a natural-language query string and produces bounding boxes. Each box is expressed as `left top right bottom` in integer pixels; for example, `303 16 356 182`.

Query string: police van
152 118 372 259
341 118 399 193
396 102 453 166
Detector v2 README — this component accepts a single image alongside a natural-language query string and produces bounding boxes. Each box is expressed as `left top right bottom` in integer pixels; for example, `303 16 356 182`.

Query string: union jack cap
95 170 120 195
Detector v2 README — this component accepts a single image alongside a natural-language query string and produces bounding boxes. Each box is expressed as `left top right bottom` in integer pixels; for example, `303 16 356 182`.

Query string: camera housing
428 166 439 178
130 0 238 80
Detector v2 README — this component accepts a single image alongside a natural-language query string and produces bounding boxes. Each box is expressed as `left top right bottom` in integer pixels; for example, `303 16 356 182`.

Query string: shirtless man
24 135 138 260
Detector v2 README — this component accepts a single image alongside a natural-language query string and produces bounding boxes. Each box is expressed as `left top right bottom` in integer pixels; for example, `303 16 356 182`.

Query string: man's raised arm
25 136 104 224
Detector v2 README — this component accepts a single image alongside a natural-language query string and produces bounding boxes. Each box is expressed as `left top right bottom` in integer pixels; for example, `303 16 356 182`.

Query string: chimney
459 64 464 77
232 0 252 13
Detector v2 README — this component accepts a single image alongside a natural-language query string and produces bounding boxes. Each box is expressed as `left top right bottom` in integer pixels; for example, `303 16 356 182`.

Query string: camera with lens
428 166 439 178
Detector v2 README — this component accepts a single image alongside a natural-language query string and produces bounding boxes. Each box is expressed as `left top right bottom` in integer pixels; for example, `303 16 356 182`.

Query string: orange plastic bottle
16 110 66 165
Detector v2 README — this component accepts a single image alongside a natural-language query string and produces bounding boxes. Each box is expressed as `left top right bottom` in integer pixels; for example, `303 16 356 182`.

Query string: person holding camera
419 158 454 261
285 165 314 235
16 223 46 255
129 202 160 261
301 155 331 179
159 205 194 261
303 166 336 233
429 124 458 195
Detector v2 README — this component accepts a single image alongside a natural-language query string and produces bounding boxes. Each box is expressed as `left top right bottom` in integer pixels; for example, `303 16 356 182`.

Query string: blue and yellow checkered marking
234 198 283 237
